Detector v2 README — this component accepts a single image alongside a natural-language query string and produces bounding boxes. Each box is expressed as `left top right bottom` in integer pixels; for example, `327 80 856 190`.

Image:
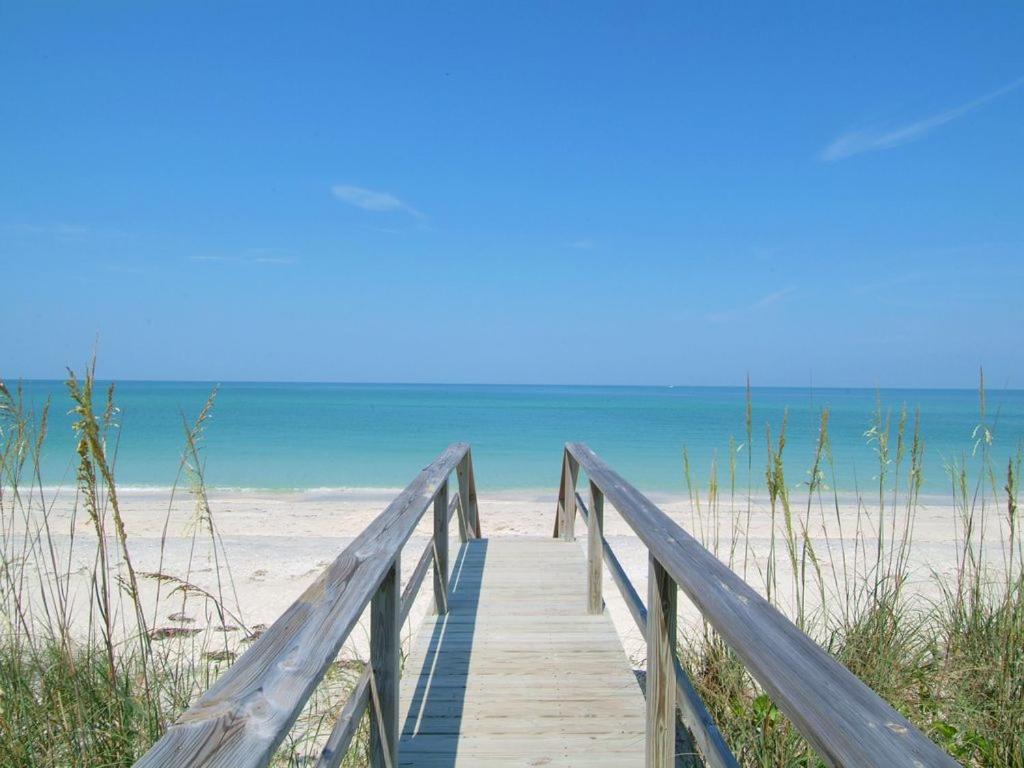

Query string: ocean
11 381 1024 494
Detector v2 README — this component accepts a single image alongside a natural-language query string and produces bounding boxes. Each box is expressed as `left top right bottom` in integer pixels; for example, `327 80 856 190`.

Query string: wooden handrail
558 442 957 768
317 484 466 768
574 492 736 768
135 443 480 768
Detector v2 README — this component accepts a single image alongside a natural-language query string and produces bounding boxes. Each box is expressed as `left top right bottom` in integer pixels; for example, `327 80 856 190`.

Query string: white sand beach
13 485 1008 667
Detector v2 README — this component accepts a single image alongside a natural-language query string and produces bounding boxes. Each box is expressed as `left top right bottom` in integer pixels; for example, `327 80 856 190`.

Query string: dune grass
0 365 371 767
678 376 1023 767
2 364 1020 766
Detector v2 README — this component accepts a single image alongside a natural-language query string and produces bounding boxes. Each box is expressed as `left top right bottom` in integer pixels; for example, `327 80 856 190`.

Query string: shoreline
26 484 969 507
10 483 1006 662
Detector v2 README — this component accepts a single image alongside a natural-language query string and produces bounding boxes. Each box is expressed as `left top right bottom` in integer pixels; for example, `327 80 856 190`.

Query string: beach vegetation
679 372 1023 767
1 361 1021 766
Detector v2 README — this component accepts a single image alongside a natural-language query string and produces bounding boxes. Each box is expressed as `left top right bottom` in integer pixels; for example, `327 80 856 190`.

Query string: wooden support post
561 452 580 542
587 480 604 614
646 555 677 768
456 450 481 539
433 480 449 614
370 560 400 768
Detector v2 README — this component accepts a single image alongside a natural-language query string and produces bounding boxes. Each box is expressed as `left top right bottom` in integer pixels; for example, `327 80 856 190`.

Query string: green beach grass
1 365 1020 767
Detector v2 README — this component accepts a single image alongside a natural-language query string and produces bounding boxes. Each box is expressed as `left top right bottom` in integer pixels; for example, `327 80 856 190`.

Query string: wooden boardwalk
399 537 646 767
136 443 958 768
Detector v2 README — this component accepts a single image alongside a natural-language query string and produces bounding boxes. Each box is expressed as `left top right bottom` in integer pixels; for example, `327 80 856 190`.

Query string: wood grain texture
433 480 449 615
401 540 434 626
566 442 959 768
371 560 400 768
321 480 467 767
456 451 481 539
646 556 677 768
448 490 467 543
315 668 369 768
558 451 580 542
587 481 604 615
134 443 470 768
399 538 646 767
576 493 738 768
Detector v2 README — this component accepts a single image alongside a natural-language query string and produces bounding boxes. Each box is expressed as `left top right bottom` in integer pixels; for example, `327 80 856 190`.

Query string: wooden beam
646 555 677 768
577 492 737 768
134 443 470 768
433 479 449 615
566 442 959 768
587 480 604 614
370 561 400 768
400 540 433 626
457 450 481 539
315 668 370 768
560 450 580 542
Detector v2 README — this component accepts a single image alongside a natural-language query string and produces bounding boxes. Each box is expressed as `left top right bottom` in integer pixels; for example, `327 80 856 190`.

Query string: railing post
456 449 480 539
587 480 604 614
560 451 580 542
370 559 400 768
646 555 677 768
433 479 449 614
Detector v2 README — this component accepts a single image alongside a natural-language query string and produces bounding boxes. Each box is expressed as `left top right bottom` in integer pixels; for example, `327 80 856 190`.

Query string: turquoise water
12 381 1024 493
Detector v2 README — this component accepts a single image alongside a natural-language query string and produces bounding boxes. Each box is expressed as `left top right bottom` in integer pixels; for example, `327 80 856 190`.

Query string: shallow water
14 380 1024 492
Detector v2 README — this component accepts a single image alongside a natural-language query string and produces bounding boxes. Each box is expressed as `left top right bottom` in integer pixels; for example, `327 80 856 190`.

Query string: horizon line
4 377 1017 393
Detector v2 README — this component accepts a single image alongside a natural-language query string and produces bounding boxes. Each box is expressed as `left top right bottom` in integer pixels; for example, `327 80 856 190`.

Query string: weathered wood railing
555 442 958 768
136 443 481 768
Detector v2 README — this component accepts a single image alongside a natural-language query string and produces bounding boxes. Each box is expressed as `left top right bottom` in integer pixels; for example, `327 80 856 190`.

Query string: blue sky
2 3 1022 387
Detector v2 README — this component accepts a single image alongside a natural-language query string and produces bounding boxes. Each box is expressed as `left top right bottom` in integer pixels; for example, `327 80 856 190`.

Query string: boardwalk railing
555 442 958 768
136 443 481 768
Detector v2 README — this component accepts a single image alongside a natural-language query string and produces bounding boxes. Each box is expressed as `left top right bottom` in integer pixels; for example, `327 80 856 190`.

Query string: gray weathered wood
371 561 400 768
401 541 433 626
578 491 648 632
456 451 481 539
433 480 449 615
134 443 469 768
315 667 370 768
447 489 465 541
558 450 580 541
576 493 738 768
400 538 646 766
587 480 604 614
320 476 469 767
646 555 677 768
566 442 959 768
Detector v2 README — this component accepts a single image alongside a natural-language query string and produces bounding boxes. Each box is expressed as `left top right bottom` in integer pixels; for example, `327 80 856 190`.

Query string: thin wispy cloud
566 238 596 250
189 253 295 266
331 184 424 219
852 272 920 295
821 75 1024 162
706 285 796 323
3 221 130 242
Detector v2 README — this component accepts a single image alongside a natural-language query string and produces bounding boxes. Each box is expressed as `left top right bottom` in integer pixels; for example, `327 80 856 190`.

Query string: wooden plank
646 556 676 768
456 450 481 539
400 540 433 625
576 493 738 768
316 668 370 768
371 561 400 768
559 450 580 542
433 480 449 615
135 443 469 768
565 442 958 768
399 538 645 767
448 490 466 542
587 481 604 614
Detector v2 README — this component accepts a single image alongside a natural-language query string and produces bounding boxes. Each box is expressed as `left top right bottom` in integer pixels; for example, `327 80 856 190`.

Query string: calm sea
12 381 1024 494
